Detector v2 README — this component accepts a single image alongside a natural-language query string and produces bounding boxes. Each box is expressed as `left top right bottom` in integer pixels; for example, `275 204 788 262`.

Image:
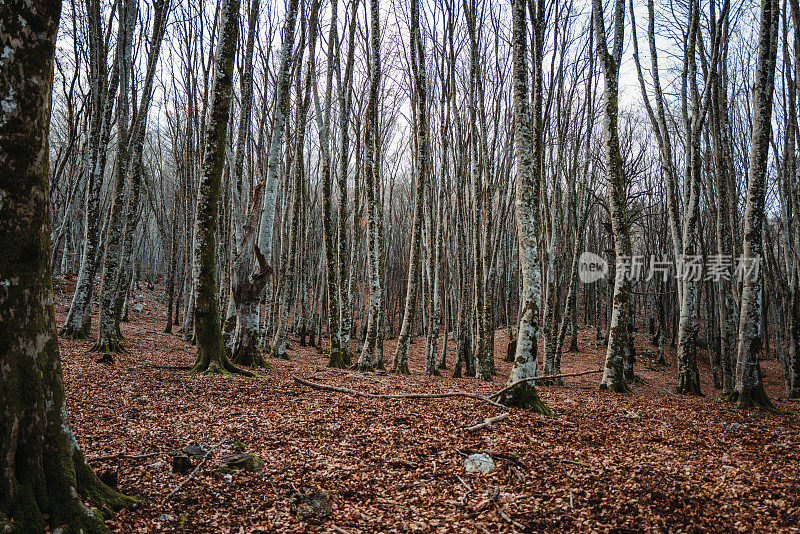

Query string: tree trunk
733 0 779 410
190 0 254 376
393 0 428 376
498 0 551 415
0 1 135 528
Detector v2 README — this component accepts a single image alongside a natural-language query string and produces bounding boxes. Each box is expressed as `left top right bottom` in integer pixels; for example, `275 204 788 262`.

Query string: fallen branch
165 439 227 501
88 451 158 463
490 369 604 400
292 376 506 409
559 459 590 468
466 413 510 432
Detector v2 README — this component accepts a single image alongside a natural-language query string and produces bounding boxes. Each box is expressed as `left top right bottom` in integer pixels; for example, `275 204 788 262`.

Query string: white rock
222 473 233 483
464 453 495 473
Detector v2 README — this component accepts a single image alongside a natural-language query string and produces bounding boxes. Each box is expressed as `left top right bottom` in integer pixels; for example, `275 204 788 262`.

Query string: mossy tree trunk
593 0 633 394
0 1 136 530
92 0 137 355
336 1 359 368
272 0 310 362
311 0 350 369
498 0 551 415
356 0 383 373
732 0 779 410
60 0 117 340
191 0 254 376
393 0 428 376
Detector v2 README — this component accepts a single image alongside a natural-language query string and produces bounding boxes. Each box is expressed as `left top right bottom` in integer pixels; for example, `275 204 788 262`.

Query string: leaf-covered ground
53 279 800 533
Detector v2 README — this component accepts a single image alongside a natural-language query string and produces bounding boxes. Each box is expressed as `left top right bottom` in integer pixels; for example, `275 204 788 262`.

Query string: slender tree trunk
498 0 551 414
92 0 137 354
356 0 382 372
733 0 779 410
190 0 255 376
393 0 428 375
594 0 633 393
60 0 117 339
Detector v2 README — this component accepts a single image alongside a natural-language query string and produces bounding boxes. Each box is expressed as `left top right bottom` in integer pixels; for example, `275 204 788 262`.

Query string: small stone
148 460 164 469
222 473 233 483
158 514 174 522
464 453 495 473
219 452 263 472
133 302 144 313
292 489 332 519
182 445 208 458
730 422 746 429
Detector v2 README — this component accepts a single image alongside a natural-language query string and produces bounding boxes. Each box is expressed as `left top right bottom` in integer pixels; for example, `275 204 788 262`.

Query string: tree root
232 344 270 368
391 362 411 375
599 380 634 394
328 349 351 369
724 386 782 413
352 361 374 372
191 351 258 377
495 381 553 416
89 337 127 355
59 324 90 340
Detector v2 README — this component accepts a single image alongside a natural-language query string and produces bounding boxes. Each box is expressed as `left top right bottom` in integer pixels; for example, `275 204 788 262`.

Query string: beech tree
593 0 633 393
733 0 780 409
0 0 136 529
497 0 550 414
190 0 256 375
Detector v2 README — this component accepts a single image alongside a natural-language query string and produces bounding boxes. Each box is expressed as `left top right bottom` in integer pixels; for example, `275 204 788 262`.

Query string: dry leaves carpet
53 279 800 533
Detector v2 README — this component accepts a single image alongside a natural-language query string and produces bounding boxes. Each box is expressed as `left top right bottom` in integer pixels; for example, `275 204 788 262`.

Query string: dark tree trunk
0 1 135 529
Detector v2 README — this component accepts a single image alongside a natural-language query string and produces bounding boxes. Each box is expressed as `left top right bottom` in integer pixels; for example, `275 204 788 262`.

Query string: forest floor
53 277 800 533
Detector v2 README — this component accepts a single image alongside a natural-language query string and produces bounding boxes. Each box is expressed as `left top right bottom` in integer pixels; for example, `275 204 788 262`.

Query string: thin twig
88 451 158 463
165 439 227 501
466 412 510 432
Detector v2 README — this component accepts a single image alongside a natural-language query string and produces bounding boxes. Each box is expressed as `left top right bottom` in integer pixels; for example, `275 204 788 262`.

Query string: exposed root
89 337 127 355
724 386 782 413
232 344 269 368
59 324 91 340
496 381 553 416
328 350 351 369
191 350 258 377
391 362 411 375
352 359 374 372
599 380 634 394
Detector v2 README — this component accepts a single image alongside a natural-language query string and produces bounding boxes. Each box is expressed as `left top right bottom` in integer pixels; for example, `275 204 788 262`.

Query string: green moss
497 382 554 416
327 349 350 369
599 379 634 394
391 362 411 375
724 386 783 414
58 324 91 340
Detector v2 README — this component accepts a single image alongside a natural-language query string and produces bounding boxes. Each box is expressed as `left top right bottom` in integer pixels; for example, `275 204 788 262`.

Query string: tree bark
732 0 779 410
0 1 135 529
